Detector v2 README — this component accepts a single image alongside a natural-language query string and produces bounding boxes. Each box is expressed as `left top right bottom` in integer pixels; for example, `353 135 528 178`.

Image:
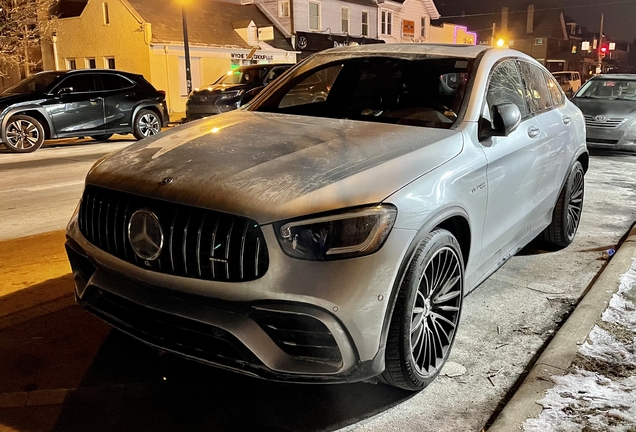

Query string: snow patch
523 258 636 431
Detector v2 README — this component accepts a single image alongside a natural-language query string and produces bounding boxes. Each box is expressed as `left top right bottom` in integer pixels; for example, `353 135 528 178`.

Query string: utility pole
182 5 192 95
597 13 604 74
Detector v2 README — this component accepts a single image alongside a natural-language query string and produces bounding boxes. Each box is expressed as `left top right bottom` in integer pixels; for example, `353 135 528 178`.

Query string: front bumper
586 125 636 151
186 103 239 121
65 210 414 383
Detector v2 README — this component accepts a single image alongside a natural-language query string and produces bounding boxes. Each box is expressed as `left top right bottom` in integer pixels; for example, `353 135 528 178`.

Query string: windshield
3 72 64 94
214 68 265 85
575 79 636 100
249 54 473 129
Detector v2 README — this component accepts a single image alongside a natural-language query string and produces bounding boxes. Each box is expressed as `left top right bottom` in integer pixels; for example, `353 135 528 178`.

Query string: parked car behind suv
553 71 582 96
185 63 293 121
571 74 636 151
0 69 168 153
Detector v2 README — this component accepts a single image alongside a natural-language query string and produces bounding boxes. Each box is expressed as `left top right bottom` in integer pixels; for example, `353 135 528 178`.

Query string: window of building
341 7 350 34
421 16 426 38
309 1 320 31
86 58 97 69
535 38 543 45
278 0 289 18
381 10 392 35
66 58 77 70
103 2 110 25
361 11 369 36
105 57 116 69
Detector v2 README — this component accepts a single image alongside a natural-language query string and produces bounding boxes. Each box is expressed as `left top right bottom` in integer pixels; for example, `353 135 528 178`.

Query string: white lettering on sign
333 41 360 48
231 53 275 61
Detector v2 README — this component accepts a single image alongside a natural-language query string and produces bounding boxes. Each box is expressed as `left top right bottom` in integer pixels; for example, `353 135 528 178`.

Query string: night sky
435 0 636 42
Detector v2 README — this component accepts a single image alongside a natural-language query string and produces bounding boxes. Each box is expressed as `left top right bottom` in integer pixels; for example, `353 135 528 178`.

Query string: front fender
1 102 55 142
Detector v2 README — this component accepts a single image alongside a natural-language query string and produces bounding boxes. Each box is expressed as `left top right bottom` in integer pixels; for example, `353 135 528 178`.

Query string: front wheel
3 115 45 153
539 161 584 249
133 109 161 140
382 228 464 391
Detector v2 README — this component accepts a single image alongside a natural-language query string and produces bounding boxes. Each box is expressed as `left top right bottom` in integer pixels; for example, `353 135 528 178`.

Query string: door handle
527 127 540 138
563 115 571 125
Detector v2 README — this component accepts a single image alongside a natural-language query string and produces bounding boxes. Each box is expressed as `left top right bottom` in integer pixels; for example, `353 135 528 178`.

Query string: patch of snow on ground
523 259 636 432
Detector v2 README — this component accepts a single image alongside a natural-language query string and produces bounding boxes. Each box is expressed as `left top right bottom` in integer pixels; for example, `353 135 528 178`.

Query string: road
1 138 635 432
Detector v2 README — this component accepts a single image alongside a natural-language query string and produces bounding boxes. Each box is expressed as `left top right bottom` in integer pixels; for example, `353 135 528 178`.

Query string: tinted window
98 74 134 91
264 67 290 85
486 60 528 118
544 71 564 105
576 79 636 100
57 75 97 93
519 62 552 112
2 72 64 94
253 55 473 129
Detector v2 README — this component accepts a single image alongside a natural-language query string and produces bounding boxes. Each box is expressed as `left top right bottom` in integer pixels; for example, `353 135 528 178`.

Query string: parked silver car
66 44 588 391
571 74 636 151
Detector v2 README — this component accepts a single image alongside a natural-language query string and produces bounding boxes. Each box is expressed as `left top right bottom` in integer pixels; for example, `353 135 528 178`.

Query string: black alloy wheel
382 228 464 391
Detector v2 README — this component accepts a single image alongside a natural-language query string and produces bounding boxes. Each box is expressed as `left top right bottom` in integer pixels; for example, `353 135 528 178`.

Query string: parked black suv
185 63 292 121
0 69 169 153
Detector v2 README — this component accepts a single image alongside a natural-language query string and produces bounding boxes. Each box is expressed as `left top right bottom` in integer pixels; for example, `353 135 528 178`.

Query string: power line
439 0 636 19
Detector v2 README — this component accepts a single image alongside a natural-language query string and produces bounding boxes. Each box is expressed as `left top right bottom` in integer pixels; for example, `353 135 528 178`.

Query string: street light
181 0 192 95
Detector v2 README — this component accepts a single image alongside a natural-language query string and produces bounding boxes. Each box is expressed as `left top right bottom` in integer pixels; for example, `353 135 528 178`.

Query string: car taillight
157 90 166 97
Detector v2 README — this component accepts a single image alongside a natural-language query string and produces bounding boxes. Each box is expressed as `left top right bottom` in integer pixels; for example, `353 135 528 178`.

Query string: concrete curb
488 224 636 431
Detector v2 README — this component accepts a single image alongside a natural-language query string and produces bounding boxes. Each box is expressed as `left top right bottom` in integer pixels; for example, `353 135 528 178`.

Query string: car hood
192 83 254 95
87 110 463 223
0 92 41 108
572 97 636 117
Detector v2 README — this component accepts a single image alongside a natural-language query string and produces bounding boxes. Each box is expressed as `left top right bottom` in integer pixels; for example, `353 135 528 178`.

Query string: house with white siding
376 0 440 43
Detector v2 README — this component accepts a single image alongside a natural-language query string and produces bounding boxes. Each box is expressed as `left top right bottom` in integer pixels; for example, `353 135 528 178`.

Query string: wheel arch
1 106 54 141
132 103 164 128
373 207 472 373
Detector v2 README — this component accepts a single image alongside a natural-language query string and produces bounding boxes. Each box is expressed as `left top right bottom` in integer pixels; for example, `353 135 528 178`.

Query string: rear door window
519 62 552 113
97 74 135 91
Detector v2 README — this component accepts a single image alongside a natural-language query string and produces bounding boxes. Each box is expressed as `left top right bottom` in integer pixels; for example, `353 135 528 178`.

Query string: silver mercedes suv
66 44 588 391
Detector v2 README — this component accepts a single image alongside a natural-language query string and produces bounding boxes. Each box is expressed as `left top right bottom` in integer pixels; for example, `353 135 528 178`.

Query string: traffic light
600 45 608 58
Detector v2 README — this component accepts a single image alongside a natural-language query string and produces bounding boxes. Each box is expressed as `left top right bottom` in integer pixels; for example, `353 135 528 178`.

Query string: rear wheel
90 134 113 141
3 115 45 153
539 161 584 249
133 109 161 140
382 228 464 391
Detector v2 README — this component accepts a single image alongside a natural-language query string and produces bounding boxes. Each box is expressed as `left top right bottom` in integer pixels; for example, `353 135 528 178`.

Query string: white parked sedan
66 44 588 391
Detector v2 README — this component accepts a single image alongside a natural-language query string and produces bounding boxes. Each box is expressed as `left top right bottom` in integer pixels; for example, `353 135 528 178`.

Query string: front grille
250 309 342 364
584 116 626 128
587 137 619 144
191 94 220 105
79 185 268 282
82 286 260 366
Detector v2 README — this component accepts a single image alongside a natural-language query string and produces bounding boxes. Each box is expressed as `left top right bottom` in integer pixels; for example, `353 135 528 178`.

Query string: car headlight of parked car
275 205 397 260
219 90 244 100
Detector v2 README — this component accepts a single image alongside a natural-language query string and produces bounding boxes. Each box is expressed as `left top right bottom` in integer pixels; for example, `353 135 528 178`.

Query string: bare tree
0 0 58 78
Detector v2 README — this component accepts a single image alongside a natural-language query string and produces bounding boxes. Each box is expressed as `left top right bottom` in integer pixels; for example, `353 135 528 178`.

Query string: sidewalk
488 225 636 431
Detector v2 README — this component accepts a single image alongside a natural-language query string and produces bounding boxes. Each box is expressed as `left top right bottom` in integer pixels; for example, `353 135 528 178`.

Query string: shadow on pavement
52 329 413 432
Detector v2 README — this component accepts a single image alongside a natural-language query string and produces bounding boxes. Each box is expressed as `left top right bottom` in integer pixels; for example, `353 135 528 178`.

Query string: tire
539 161 584 249
90 134 113 141
3 115 45 153
382 228 464 391
133 109 161 140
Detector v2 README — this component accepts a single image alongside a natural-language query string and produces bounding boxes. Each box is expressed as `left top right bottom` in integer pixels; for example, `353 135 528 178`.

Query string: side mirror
57 87 73 95
479 102 521 140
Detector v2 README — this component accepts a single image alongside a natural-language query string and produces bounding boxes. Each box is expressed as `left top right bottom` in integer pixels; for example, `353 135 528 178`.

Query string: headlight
275 205 397 260
629 118 636 128
219 90 243 100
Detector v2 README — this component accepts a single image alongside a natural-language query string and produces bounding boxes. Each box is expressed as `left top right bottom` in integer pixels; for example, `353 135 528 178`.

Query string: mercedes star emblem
594 115 606 122
128 209 164 260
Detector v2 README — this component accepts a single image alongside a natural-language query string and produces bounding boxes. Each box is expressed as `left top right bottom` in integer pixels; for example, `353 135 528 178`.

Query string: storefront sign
294 31 384 53
231 52 275 62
